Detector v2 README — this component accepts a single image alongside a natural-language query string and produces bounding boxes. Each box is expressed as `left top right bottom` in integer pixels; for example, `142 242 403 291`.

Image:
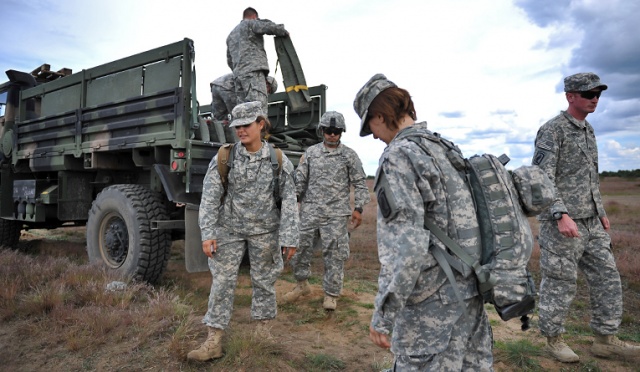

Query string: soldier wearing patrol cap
533 72 640 362
189 101 299 362
283 111 370 311
354 74 493 371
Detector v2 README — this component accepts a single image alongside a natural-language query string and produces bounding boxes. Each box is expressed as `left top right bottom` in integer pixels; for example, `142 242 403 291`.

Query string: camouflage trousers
291 214 350 297
391 295 493 371
211 86 239 143
202 229 283 330
211 86 236 122
538 216 622 337
234 71 269 116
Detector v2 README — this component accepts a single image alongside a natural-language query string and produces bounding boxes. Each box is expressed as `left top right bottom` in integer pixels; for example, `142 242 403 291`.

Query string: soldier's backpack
217 143 283 208
398 129 553 330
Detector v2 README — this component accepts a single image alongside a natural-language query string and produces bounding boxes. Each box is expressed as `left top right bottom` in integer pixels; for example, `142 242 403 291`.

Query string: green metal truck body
0 38 326 282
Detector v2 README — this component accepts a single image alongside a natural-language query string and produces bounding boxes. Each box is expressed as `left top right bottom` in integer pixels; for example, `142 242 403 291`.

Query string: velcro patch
532 150 546 165
536 139 554 151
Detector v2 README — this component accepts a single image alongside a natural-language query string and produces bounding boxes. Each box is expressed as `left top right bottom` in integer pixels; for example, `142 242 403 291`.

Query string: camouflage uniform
210 73 238 143
292 141 370 297
533 110 622 337
198 139 299 329
353 74 493 371
226 18 287 114
372 122 493 371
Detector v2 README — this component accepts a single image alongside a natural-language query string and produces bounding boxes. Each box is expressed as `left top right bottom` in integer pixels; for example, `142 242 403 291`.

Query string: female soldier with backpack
188 101 299 361
354 74 493 371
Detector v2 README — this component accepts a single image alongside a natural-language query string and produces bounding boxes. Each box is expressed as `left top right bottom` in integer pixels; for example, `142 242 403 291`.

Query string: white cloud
1 0 638 176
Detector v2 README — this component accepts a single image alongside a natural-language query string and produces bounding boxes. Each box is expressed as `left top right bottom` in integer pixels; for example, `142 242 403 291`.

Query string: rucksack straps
216 142 283 206
424 219 495 294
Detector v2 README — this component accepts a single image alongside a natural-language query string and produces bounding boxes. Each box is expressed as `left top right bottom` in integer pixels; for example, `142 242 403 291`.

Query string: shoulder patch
532 150 546 166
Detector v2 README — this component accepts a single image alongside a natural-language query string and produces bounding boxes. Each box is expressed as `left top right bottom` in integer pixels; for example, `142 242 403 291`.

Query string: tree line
600 169 640 178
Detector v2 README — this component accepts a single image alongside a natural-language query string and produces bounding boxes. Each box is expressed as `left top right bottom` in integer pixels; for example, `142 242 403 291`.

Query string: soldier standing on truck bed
210 73 278 143
188 101 299 362
226 7 288 115
283 111 370 311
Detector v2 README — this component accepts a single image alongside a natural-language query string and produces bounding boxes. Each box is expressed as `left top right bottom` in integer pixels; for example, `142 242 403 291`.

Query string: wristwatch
552 212 566 220
354 207 363 214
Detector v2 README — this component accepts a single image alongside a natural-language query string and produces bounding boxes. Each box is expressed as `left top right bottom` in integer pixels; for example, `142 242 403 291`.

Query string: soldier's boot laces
323 295 338 310
591 334 640 358
546 335 579 363
283 280 311 303
254 319 274 340
187 327 224 361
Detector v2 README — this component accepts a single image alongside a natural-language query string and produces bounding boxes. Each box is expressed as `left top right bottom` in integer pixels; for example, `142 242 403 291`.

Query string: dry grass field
1 176 639 371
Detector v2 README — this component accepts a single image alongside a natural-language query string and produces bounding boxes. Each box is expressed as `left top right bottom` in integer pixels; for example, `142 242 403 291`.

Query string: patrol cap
319 111 346 131
266 75 278 93
353 73 397 137
230 101 264 127
564 72 608 92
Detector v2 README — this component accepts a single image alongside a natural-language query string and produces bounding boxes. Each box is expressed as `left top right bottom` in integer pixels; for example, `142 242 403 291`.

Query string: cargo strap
286 85 308 92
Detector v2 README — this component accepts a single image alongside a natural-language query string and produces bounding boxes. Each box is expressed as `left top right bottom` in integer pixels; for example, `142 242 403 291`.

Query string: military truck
0 38 326 282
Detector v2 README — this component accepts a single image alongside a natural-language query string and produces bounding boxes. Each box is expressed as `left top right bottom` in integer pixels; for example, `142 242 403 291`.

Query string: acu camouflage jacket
295 142 370 218
226 19 288 78
532 110 606 220
199 141 299 248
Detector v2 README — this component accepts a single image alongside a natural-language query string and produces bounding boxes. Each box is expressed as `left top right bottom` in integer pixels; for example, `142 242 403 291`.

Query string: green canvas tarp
274 36 311 113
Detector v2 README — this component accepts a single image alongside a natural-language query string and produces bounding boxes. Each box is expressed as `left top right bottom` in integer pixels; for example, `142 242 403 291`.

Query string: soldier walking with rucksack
354 74 493 371
533 72 640 363
283 111 370 310
188 101 299 362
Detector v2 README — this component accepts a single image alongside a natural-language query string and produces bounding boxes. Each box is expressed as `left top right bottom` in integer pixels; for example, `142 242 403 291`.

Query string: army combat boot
545 335 579 363
283 280 311 303
187 326 224 361
323 294 338 310
591 334 640 358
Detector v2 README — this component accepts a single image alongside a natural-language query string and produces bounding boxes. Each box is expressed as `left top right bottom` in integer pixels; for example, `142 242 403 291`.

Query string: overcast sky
2 0 638 175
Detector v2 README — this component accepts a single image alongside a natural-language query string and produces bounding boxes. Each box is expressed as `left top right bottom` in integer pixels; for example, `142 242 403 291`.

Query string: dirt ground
2 230 635 371
2 177 640 371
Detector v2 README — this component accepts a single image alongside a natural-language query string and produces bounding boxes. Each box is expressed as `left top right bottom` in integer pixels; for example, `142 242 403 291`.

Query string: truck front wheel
87 184 170 283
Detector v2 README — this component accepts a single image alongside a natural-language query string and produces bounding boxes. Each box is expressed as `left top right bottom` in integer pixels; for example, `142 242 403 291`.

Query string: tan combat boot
187 327 224 361
591 334 640 359
283 280 311 303
545 335 579 363
323 294 338 310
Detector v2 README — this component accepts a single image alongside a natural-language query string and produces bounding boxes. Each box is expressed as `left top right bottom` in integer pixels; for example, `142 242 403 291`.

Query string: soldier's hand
557 215 580 237
350 210 362 229
282 246 296 261
202 239 218 258
369 325 390 349
600 216 611 231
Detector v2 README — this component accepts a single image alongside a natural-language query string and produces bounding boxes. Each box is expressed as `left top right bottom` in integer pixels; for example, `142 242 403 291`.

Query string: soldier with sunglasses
532 72 640 362
283 111 370 310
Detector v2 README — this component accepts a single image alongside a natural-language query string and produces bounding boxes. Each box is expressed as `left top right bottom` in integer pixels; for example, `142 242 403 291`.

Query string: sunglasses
577 91 602 100
324 127 343 135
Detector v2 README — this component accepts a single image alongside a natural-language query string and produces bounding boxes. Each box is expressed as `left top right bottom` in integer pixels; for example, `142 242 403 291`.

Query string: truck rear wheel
87 184 170 283
0 219 22 249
